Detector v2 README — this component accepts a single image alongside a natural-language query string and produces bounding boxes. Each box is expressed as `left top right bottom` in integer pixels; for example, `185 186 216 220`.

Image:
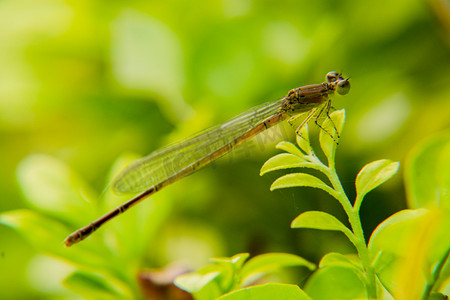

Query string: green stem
324 165 378 299
420 247 450 299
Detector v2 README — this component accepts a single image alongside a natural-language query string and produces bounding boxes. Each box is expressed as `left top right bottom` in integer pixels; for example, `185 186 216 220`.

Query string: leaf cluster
177 110 449 299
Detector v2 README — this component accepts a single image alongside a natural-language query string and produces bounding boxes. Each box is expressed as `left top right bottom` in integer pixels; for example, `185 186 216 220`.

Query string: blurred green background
0 0 449 298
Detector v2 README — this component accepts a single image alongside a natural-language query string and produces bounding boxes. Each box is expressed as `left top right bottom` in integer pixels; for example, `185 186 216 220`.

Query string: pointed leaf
270 173 338 199
355 160 399 210
241 253 315 284
291 211 348 232
296 123 312 155
319 110 345 165
369 209 429 268
175 263 225 300
217 283 312 300
191 281 223 300
208 253 250 293
0 209 70 249
319 253 363 271
0 210 111 269
404 132 450 209
260 153 310 176
276 141 304 157
212 253 250 271
63 271 128 299
368 208 450 298
175 271 221 294
291 211 357 246
304 265 366 299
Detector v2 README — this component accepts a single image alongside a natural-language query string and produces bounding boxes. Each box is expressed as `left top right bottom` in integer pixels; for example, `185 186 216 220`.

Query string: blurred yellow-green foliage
1 0 449 298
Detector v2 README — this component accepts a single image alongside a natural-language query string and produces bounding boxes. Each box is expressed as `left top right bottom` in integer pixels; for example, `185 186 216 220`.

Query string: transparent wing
113 98 286 194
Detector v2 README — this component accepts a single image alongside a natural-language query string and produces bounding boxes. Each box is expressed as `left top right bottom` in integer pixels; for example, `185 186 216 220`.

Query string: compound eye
326 71 340 83
336 79 350 95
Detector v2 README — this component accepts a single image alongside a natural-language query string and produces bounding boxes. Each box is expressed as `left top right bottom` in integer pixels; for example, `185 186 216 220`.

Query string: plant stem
421 247 450 299
325 165 378 298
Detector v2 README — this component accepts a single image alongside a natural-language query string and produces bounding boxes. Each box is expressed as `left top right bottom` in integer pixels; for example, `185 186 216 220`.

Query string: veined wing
113 98 286 194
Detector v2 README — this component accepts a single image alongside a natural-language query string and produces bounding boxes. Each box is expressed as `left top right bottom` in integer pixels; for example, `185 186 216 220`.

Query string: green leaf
291 211 349 233
217 283 312 300
319 253 363 272
111 10 189 122
0 210 111 270
241 253 315 285
211 253 250 270
175 263 225 300
368 208 430 289
291 211 357 247
260 153 310 176
178 253 249 294
404 132 450 209
63 271 128 299
174 271 221 294
296 123 312 155
270 173 338 199
354 159 399 210
304 265 366 299
16 154 97 225
368 208 450 299
319 109 345 166
210 253 250 292
0 209 68 248
191 280 224 300
368 208 429 255
276 141 304 157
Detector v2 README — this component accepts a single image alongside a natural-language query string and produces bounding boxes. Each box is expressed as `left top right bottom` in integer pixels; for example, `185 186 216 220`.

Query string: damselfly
64 71 350 246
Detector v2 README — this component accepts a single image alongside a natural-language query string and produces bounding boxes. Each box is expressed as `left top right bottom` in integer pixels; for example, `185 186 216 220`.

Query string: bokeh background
0 0 449 298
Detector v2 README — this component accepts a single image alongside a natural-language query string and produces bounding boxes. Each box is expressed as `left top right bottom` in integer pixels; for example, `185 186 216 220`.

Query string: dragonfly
64 71 350 247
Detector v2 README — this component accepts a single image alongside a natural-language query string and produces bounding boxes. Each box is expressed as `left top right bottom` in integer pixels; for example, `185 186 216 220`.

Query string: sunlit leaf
270 173 338 199
368 209 428 295
177 254 250 296
304 265 366 299
291 211 356 246
210 253 250 292
217 283 312 300
296 123 312 155
354 159 399 210
175 271 221 294
16 154 97 225
63 271 129 299
318 252 362 271
319 110 345 166
369 209 428 255
405 132 450 209
0 210 111 269
0 209 69 248
260 153 311 176
111 9 190 122
175 262 226 300
276 141 304 157
212 253 250 271
191 281 223 300
241 253 315 285
368 208 450 299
